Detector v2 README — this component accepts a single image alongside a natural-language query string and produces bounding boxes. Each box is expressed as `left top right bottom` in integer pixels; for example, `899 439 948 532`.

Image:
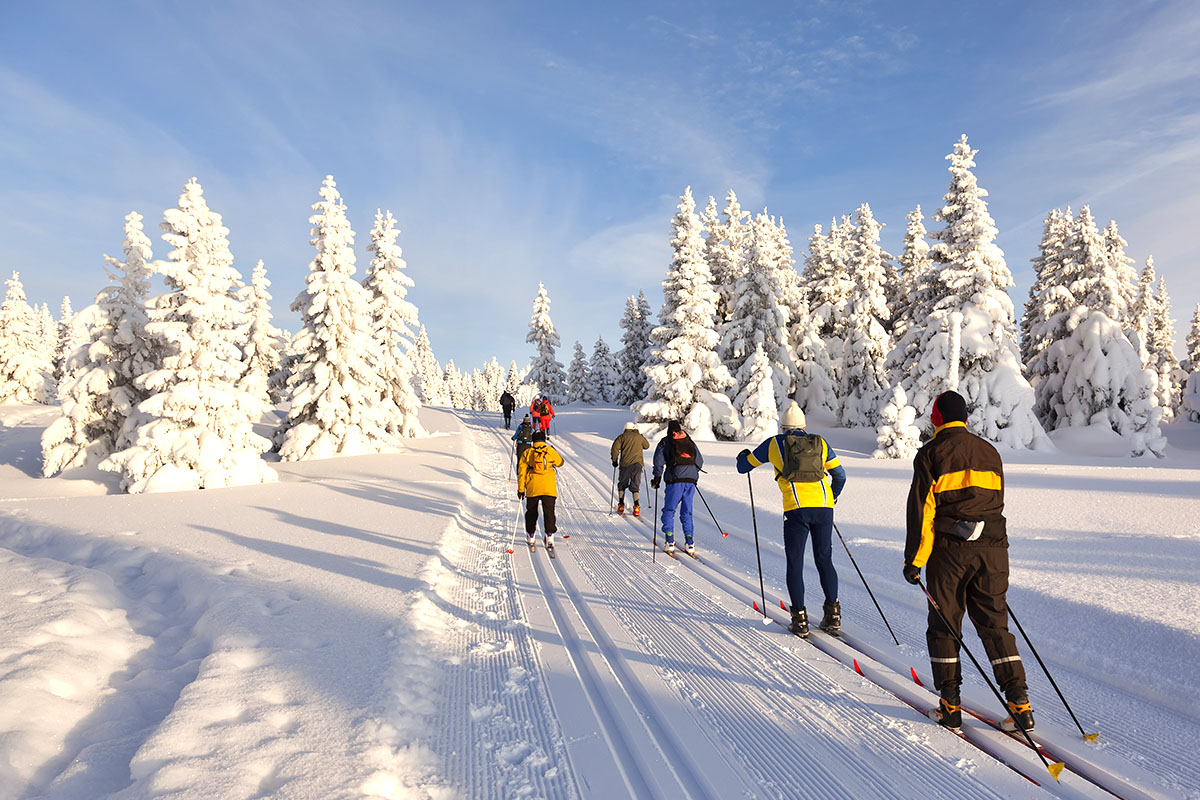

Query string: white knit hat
624 421 637 430
781 401 806 429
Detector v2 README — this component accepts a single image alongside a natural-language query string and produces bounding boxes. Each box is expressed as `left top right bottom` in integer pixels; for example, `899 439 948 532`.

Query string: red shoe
617 503 625 514
632 505 640 517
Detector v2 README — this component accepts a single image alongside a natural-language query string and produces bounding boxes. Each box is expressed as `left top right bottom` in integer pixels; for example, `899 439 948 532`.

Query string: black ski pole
694 486 729 538
1008 604 1099 742
509 442 515 482
747 474 768 619
652 483 659 563
917 579 1065 781
832 522 899 646
609 464 617 514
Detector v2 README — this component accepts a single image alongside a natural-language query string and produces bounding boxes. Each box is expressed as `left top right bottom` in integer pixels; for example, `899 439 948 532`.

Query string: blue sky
2 0 1198 369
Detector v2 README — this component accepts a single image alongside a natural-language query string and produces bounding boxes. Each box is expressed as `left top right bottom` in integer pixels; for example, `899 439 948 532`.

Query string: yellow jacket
518 442 564 497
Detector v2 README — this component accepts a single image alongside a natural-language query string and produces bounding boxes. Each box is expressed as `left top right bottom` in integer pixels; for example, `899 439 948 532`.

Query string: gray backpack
778 433 825 483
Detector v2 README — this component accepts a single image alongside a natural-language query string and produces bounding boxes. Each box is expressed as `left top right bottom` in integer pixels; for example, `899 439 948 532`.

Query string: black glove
612 461 618 468
903 564 921 585
651 476 661 489
738 449 751 460
518 491 525 500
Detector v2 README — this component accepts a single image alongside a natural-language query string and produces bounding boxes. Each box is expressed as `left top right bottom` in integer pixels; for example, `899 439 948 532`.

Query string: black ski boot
1001 696 1035 733
788 607 809 638
819 600 841 634
929 693 962 730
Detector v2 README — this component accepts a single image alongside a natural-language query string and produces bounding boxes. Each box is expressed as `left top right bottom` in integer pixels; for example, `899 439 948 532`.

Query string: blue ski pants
783 507 838 610
660 482 695 540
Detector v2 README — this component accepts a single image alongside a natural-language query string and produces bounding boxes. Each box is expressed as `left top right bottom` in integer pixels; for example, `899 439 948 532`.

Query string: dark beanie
667 420 682 434
532 430 547 442
931 391 968 427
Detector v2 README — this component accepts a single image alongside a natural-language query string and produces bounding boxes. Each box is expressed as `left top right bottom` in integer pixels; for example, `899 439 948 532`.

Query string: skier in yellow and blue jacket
737 402 846 637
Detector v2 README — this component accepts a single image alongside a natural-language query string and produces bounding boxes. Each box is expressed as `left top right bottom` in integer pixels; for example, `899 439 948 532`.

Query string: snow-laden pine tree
1040 309 1165 456
1021 207 1074 382
722 212 791 402
802 221 854 341
0 273 52 404
277 176 394 460
892 206 935 344
242 260 285 408
524 283 566 403
1147 276 1181 420
481 358 505 411
838 203 892 427
1063 207 1130 322
873 384 922 459
1102 219 1139 321
586 336 620 404
566 340 589 403
617 292 654 405
443 361 466 408
734 344 779 440
363 209 424 438
410 324 447 405
36 303 56 373
101 180 276 492
1183 304 1200 422
784 293 837 415
703 191 749 338
53 297 88 382
892 136 1047 448
42 212 155 475
505 361 522 394
634 187 738 440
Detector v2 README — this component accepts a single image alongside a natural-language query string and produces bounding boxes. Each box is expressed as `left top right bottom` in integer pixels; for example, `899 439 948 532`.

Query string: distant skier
530 396 543 432
610 422 649 516
518 429 565 550
499 390 516 428
737 401 846 637
534 396 554 435
651 420 702 555
512 415 534 463
903 390 1034 733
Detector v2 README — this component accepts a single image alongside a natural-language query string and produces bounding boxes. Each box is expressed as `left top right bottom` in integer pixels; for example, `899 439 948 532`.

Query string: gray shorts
617 464 643 492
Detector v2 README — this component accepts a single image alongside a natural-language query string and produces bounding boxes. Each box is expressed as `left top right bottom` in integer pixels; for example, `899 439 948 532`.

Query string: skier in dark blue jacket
651 420 703 555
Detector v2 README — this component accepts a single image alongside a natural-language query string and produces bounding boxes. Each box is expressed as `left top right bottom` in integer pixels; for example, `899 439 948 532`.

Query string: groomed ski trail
463 411 1069 799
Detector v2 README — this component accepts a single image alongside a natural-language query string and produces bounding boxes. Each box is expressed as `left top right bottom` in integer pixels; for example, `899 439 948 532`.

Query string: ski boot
819 600 841 634
527 533 536 550
664 534 675 554
632 504 640 517
788 607 809 638
617 502 625 514
1000 697 1035 733
929 694 962 730
684 535 695 556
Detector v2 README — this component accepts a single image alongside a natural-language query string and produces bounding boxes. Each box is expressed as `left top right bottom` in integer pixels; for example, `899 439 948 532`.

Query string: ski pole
918 579 1065 781
694 486 729 538
832 522 899 646
652 483 659 563
506 496 522 554
609 464 617 514
509 442 515 482
747 474 768 619
1008 604 1099 742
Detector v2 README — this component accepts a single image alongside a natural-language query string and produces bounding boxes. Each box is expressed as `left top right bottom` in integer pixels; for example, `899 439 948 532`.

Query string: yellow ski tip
1048 762 1066 782
1084 732 1100 742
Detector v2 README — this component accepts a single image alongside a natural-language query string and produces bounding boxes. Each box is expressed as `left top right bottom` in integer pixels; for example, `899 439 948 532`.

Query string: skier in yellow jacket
517 430 565 549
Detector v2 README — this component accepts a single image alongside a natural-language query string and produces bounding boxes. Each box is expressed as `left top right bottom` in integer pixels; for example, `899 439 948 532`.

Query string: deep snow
1 402 1197 799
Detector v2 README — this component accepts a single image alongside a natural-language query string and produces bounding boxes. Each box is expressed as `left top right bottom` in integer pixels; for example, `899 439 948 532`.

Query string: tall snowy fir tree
734 343 778 440
722 212 791 403
1021 207 1074 383
893 136 1047 448
1183 304 1200 422
635 187 738 440
42 212 155 475
0 272 52 404
1062 206 1130 322
566 340 589 403
101 179 276 492
1147 277 1181 420
785 293 837 415
1102 219 1139 320
524 283 566 403
838 203 892 427
617 292 654 406
277 176 393 461
892 206 935 343
505 361 522 394
802 221 854 343
363 209 424 438
702 191 748 339
52 296 88 382
1130 257 1158 368
443 361 466 408
410 324 447 405
873 384 922 460
242 260 285 407
481 358 505 411
586 337 620 404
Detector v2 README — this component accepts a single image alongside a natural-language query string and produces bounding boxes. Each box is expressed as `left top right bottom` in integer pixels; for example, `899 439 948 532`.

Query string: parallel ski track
547 424 1176 800
497 418 1066 800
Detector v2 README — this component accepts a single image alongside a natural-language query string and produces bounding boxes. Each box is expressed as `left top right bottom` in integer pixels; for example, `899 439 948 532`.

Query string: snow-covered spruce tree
101 180 276 492
1102 219 1139 322
892 206 935 343
363 209 424 438
1041 309 1165 456
481 358 505 411
873 384 922 459
1021 207 1073 382
586 336 620 404
36 303 56 371
524 282 566 403
443 361 465 408
42 212 155 475
703 190 749 340
722 212 792 403
802 221 853 341
734 343 779 440
838 203 892 427
1063 206 1130 323
277 176 393 461
505 360 522 394
1130 257 1157 368
1147 276 1181 420
0 272 53 404
53 296 88 382
784 293 837 415
242 260 285 407
566 340 589 403
1183 304 1200 422
410 324 447 405
617 292 654 405
634 187 738 440
894 136 1047 447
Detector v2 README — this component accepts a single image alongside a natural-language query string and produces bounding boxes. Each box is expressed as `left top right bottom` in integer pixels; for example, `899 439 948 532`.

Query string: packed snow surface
1 403 1197 799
